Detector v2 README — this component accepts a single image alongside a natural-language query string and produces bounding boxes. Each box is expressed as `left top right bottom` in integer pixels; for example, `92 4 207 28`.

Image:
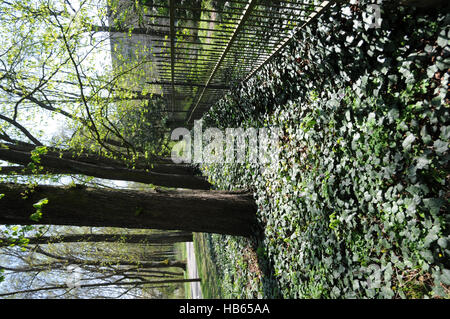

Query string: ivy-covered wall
201 0 449 298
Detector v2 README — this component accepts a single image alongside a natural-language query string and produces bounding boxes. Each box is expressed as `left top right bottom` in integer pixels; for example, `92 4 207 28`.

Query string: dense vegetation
200 1 450 298
0 0 448 299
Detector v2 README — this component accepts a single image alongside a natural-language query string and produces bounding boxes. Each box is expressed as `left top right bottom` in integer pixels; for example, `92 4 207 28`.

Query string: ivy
200 0 450 298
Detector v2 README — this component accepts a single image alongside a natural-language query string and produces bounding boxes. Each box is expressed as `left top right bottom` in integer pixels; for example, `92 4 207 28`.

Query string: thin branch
0 114 42 146
0 278 200 298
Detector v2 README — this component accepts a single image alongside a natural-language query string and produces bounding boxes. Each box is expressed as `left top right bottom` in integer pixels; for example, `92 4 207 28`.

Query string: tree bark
1 142 197 175
32 246 188 271
0 231 193 247
0 183 257 237
0 147 210 189
0 163 197 179
0 278 200 298
90 24 170 37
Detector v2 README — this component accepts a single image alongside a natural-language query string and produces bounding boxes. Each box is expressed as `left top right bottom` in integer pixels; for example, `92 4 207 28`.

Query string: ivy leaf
433 139 448 155
423 198 444 215
440 269 450 285
426 64 438 78
440 126 450 140
402 133 416 150
387 108 400 123
416 156 430 170
420 250 434 263
437 238 448 249
437 30 448 47
420 126 432 144
435 56 450 71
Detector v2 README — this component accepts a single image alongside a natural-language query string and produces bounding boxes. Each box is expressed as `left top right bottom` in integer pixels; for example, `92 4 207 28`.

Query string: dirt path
186 242 202 299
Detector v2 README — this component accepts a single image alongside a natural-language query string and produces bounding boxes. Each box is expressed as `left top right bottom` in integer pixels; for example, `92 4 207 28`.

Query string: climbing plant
201 0 450 298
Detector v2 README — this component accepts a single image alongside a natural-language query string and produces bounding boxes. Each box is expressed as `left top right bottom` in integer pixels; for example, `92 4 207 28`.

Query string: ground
186 242 202 299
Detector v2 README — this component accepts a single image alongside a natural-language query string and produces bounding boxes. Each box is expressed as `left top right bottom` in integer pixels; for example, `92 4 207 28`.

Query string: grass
192 232 280 299
175 242 190 299
192 233 223 298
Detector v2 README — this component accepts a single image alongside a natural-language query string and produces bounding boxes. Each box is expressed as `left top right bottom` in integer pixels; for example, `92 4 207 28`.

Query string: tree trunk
0 278 200 298
0 183 257 237
36 245 188 270
90 24 170 37
1 142 197 175
0 231 193 247
0 147 210 189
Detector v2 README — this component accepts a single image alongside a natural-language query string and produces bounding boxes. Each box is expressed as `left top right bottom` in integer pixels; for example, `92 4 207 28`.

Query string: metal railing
137 0 333 126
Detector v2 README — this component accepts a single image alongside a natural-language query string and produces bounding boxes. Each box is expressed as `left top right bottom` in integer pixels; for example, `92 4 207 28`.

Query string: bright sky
0 0 135 189
44 0 113 144
0 0 113 145
0 0 142 299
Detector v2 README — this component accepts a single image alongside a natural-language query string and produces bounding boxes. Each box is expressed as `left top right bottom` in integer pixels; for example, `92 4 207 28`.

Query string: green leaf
402 133 416 150
29 211 42 222
433 140 448 155
415 156 430 170
420 250 434 263
440 269 450 285
437 30 448 47
135 207 143 216
33 198 49 209
440 126 450 140
437 238 448 249
436 56 450 71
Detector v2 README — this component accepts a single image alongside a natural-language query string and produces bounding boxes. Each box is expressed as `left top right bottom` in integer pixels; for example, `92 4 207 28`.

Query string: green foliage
27 146 49 173
117 96 170 156
30 197 48 222
0 193 39 250
0 0 166 167
30 146 48 164
201 1 450 298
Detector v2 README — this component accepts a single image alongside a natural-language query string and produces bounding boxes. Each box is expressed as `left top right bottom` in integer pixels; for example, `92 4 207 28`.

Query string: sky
0 0 113 167
0 1 130 298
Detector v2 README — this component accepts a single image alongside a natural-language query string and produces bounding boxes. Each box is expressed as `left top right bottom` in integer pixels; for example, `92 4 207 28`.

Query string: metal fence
140 0 333 126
